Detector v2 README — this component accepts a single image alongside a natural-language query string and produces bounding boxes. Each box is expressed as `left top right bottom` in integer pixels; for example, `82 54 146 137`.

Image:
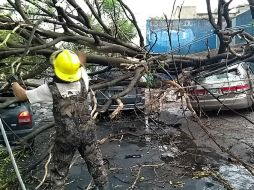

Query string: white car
189 62 254 111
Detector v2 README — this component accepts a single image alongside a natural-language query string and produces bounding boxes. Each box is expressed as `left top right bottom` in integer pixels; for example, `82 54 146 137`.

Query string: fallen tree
1 2 254 185
1 1 254 131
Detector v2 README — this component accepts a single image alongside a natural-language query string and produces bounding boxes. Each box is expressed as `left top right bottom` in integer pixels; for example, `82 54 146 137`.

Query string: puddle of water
177 178 224 190
219 164 254 190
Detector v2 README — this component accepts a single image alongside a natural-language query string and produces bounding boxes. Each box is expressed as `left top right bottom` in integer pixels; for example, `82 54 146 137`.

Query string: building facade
146 5 251 54
146 18 216 54
233 9 254 45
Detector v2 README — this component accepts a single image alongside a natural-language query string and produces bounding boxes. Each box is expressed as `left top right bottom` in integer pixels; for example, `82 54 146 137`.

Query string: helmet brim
54 67 82 82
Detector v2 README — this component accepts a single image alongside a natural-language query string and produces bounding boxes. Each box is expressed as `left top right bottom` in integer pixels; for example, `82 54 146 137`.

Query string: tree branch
117 0 144 47
206 0 218 29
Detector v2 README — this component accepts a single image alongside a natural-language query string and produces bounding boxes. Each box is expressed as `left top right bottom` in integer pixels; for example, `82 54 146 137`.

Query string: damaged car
93 67 145 112
189 62 254 111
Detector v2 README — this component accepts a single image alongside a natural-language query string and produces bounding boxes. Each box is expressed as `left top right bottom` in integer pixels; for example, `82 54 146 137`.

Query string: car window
248 62 254 73
0 92 19 109
98 69 124 80
197 69 240 83
6 103 19 108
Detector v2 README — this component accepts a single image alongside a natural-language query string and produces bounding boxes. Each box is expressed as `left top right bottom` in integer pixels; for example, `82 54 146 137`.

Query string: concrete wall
233 10 254 44
145 7 252 55
146 19 216 54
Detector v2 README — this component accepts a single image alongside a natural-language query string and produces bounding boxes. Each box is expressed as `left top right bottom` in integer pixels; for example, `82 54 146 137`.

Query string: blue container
146 19 217 54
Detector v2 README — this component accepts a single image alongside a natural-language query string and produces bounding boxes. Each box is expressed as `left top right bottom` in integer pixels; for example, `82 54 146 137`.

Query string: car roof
194 61 245 79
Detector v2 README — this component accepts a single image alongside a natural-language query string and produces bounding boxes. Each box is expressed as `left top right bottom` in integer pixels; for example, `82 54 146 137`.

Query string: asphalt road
26 102 254 190
161 102 254 190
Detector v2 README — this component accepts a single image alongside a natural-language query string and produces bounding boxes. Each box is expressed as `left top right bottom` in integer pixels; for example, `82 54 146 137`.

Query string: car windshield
197 69 240 84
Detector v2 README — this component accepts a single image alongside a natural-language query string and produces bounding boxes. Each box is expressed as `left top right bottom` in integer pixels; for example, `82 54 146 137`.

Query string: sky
122 0 249 44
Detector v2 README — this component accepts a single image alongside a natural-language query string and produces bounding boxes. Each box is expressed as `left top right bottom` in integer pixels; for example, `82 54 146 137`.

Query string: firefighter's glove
7 74 19 85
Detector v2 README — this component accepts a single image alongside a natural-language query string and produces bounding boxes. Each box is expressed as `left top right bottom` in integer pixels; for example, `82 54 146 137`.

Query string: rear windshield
197 69 241 83
98 70 124 80
0 92 19 109
0 92 15 97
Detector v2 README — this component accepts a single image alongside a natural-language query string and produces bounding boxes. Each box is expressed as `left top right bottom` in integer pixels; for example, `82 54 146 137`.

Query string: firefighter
8 49 109 190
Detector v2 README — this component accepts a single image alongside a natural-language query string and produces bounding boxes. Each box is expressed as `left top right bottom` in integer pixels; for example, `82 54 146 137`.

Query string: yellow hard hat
51 49 81 82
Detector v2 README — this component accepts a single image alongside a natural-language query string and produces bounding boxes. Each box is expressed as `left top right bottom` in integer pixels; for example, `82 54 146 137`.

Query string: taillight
18 111 32 125
221 84 249 93
191 89 207 95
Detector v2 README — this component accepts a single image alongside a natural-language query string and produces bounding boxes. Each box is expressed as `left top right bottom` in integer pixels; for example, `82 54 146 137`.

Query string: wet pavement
160 102 254 190
25 101 254 190
65 114 224 190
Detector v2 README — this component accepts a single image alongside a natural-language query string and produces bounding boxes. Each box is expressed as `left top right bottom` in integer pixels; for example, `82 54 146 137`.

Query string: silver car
189 62 254 111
